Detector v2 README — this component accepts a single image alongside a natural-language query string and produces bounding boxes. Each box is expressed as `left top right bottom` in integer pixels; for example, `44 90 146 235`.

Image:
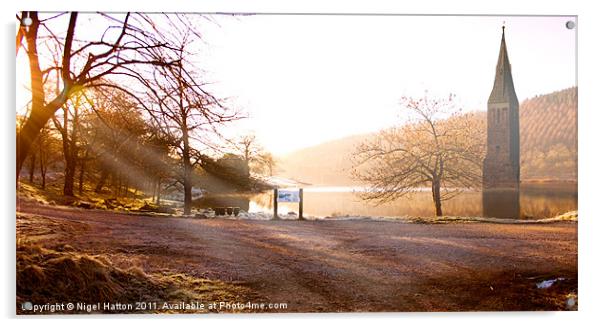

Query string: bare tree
256 152 277 176
352 93 485 216
145 41 241 215
83 88 151 196
37 123 62 189
236 134 262 166
15 12 203 181
141 124 176 205
52 92 85 196
232 134 276 176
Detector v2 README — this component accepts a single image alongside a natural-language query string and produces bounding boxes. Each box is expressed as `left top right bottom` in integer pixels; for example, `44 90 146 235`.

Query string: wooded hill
279 87 577 185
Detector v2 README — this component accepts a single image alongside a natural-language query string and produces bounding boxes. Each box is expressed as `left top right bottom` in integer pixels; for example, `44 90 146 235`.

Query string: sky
16 14 577 156
197 15 576 155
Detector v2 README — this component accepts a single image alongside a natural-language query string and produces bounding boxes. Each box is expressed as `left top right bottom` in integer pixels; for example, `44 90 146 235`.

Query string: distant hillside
277 134 369 186
278 87 577 185
520 87 577 180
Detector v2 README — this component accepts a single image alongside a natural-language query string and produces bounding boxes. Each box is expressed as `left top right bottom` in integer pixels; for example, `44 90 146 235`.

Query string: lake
192 182 577 219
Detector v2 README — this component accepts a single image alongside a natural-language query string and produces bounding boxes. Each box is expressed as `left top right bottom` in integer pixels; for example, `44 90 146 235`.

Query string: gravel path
17 199 578 312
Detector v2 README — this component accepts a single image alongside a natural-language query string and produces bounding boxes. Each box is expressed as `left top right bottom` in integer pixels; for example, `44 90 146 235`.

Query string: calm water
193 182 577 219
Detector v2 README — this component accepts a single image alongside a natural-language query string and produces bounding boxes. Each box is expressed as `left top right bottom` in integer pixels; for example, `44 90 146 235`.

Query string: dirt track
16 199 578 312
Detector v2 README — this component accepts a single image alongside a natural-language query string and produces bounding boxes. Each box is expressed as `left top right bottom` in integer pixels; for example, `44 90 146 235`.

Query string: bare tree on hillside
352 93 485 216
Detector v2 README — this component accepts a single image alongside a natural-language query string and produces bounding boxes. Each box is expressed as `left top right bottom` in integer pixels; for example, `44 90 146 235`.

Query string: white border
2 1 600 327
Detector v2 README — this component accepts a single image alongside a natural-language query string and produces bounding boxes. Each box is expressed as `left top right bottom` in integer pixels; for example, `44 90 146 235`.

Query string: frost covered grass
16 239 257 314
17 180 181 215
200 210 578 225
395 211 578 224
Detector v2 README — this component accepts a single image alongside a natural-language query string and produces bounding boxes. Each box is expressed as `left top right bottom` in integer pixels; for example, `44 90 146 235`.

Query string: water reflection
482 188 520 218
192 182 577 219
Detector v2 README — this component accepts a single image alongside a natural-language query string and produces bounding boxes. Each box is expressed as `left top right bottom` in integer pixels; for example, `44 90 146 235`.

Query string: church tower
483 26 520 189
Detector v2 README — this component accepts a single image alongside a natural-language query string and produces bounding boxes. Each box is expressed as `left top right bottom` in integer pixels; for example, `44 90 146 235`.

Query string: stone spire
488 25 518 104
482 24 521 218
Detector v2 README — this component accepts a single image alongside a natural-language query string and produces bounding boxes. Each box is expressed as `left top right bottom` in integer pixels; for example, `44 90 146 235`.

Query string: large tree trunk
16 12 72 181
28 152 36 182
182 139 192 215
62 150 78 196
16 12 44 181
40 157 47 190
41 171 46 189
17 100 69 184
179 70 193 215
432 177 443 217
183 164 192 215
155 178 161 206
57 105 78 197
63 161 76 196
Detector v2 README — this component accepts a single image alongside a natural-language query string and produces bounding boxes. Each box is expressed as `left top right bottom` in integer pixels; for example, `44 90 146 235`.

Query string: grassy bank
16 236 259 314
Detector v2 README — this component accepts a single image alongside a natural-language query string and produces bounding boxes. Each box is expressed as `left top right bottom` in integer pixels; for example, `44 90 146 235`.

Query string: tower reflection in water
482 188 520 219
